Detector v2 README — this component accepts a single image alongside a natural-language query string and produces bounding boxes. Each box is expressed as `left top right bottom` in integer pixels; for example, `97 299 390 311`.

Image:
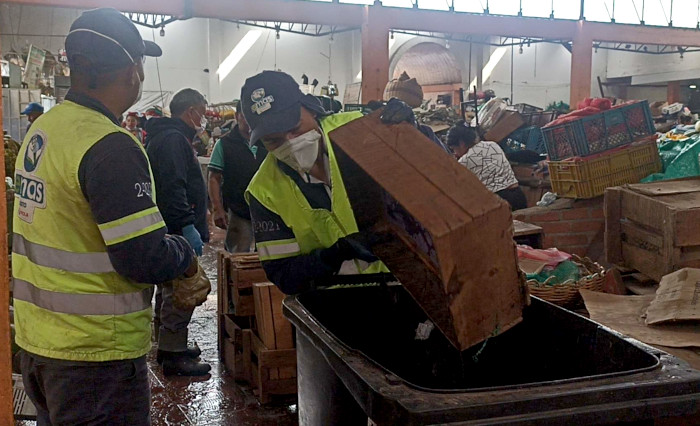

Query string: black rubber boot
161 354 211 377
156 343 202 364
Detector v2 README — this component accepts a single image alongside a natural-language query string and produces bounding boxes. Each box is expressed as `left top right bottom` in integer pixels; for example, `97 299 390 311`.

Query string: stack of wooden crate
216 251 297 403
217 251 262 383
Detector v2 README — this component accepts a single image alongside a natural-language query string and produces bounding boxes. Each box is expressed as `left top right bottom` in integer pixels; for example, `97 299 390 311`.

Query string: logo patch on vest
16 131 47 223
24 132 46 173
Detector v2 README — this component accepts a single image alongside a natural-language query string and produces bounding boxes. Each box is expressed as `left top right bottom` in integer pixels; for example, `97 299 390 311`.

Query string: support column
475 45 484 90
667 81 681 104
0 32 15 426
360 7 390 104
569 21 593 108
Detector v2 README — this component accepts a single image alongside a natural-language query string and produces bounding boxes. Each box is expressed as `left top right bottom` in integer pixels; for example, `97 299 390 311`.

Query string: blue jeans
20 351 150 425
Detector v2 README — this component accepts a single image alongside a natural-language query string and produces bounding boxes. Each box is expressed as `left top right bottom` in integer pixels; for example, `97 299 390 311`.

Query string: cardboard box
645 268 700 325
329 112 529 351
606 178 700 282
484 110 525 143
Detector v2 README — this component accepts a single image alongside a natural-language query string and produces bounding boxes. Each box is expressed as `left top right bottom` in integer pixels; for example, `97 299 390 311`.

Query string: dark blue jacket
144 117 209 242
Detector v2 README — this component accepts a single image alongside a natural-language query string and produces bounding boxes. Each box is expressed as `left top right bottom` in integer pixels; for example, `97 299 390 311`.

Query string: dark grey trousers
224 210 254 253
154 283 195 352
20 351 150 426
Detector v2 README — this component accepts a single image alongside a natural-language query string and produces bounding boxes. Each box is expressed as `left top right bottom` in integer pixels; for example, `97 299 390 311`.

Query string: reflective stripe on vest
13 233 114 274
12 278 152 316
257 239 301 261
98 206 165 246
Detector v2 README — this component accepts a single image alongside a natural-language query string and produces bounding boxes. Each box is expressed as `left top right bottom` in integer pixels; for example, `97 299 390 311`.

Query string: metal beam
5 0 700 48
584 21 700 47
0 0 189 17
371 6 577 40
192 0 364 27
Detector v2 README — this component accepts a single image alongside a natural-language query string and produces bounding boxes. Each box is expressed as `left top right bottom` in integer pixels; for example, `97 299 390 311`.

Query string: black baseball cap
65 8 162 70
241 71 326 143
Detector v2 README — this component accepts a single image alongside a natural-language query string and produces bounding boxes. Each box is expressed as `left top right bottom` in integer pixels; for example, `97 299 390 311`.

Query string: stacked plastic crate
542 101 662 199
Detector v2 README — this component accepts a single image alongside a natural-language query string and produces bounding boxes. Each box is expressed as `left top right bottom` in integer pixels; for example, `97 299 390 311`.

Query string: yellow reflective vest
246 112 388 274
12 100 164 361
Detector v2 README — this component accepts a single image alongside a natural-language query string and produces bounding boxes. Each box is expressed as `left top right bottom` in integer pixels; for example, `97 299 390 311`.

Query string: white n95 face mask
272 129 322 173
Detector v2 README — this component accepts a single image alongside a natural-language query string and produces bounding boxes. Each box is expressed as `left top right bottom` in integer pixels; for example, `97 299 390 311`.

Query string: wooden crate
249 331 297 404
252 282 295 380
329 112 528 351
216 250 268 317
231 267 267 317
217 250 266 359
606 178 700 282
221 314 253 383
216 251 233 356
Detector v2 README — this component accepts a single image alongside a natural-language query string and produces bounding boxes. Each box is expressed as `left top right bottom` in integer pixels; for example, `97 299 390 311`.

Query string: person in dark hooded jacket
144 88 211 376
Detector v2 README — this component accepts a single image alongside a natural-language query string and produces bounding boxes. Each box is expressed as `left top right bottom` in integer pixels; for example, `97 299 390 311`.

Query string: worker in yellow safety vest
12 8 207 425
243 71 423 295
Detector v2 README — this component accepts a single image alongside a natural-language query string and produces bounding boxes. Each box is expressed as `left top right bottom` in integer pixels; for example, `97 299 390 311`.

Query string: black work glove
319 232 380 272
380 98 416 126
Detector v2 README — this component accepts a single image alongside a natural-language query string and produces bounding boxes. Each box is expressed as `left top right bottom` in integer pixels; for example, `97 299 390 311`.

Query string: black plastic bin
283 285 700 425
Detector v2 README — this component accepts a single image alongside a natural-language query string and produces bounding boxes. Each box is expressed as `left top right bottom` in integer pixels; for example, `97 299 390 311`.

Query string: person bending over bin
243 71 431 294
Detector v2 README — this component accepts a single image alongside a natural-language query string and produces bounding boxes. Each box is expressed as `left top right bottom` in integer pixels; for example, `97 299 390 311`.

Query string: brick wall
513 196 605 261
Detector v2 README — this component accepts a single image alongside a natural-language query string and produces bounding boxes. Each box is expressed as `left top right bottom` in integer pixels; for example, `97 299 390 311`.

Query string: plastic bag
517 245 572 268
526 260 581 286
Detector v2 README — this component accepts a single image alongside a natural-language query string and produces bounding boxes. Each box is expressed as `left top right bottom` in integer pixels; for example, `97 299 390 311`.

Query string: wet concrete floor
19 228 299 426
146 228 299 426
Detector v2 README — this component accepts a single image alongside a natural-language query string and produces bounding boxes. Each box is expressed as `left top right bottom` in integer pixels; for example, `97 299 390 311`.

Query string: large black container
283 285 700 425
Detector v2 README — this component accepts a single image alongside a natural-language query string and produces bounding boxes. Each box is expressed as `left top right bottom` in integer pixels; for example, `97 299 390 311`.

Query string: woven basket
526 255 605 307
384 71 423 108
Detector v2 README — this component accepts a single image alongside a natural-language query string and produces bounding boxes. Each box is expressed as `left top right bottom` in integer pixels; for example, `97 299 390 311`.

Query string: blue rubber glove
182 224 203 256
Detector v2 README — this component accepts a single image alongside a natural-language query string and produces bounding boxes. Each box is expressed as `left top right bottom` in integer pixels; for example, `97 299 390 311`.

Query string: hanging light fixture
160 26 165 37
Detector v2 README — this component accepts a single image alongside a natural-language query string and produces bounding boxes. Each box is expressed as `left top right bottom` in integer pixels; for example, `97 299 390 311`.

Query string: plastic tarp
642 129 700 182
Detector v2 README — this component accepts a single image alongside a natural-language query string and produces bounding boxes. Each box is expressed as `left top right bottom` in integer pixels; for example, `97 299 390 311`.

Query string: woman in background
124 112 146 146
446 121 527 211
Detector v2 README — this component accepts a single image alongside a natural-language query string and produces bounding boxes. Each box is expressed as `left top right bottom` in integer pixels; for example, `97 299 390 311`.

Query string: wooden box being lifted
606 179 700 282
329 113 529 351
